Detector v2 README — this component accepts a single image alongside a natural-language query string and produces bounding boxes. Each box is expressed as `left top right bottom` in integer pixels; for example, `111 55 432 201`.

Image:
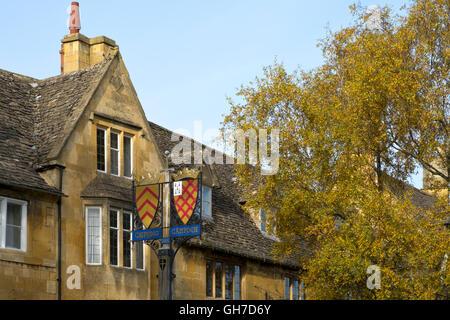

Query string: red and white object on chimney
69 2 81 34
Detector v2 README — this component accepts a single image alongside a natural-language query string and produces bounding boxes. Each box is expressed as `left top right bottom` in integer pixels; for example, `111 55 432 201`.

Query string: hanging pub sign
172 168 200 225
135 184 160 229
131 168 202 301
132 167 202 243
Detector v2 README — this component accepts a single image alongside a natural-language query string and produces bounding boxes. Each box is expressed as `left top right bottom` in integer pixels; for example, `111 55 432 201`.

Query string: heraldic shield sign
136 184 160 229
172 168 200 225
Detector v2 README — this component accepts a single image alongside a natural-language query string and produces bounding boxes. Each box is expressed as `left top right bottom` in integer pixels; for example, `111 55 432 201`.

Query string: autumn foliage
222 0 449 299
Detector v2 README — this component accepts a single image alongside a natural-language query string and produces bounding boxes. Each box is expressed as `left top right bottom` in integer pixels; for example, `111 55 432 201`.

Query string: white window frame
96 127 107 173
86 206 102 265
0 197 27 252
109 209 120 267
122 211 132 269
110 131 120 176
202 185 212 220
123 134 133 179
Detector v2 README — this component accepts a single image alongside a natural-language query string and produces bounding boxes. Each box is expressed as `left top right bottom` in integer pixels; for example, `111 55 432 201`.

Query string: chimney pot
69 2 81 34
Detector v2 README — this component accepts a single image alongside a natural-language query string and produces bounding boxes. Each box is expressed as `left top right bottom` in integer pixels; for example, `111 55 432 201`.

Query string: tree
222 0 449 299
398 0 449 188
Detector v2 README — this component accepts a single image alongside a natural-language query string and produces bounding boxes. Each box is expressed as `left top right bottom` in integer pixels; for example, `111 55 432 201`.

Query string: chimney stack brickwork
61 2 118 74
61 33 118 74
422 155 448 198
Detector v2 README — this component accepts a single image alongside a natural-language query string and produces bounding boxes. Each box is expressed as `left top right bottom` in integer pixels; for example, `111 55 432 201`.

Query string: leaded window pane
225 264 234 299
123 136 132 177
109 210 118 266
136 240 144 270
215 262 223 298
110 132 118 149
123 212 131 268
260 209 266 232
285 277 291 299
293 279 299 300
110 132 119 175
202 186 212 218
86 207 101 264
97 128 105 171
206 260 213 297
234 265 241 300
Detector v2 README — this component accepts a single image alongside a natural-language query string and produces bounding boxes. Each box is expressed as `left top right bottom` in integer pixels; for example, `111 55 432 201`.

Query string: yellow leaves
222 0 448 300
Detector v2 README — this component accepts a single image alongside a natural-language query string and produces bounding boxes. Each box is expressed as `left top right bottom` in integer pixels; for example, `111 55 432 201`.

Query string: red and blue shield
173 179 199 224
136 185 160 228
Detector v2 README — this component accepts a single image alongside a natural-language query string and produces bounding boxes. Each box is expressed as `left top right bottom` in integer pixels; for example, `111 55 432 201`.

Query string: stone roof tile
148 121 301 269
0 69 59 194
80 173 133 202
0 60 111 194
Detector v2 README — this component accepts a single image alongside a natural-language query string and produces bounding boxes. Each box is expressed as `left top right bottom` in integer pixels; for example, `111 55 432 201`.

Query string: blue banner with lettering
132 228 162 241
169 224 201 238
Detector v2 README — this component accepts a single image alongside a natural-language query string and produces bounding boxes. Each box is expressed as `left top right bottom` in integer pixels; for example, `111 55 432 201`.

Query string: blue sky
0 0 422 188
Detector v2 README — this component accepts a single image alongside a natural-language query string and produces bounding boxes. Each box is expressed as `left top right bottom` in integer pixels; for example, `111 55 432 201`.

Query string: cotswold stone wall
0 188 58 299
0 260 57 299
50 54 163 300
170 246 298 300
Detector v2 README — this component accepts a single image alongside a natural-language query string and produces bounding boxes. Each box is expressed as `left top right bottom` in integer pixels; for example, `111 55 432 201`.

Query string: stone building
2 3 445 301
0 14 302 300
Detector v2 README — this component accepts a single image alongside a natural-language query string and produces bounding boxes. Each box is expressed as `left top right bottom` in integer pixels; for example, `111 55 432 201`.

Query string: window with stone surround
107 207 144 270
110 131 120 176
258 208 279 241
122 211 132 268
260 208 267 232
0 196 27 252
285 276 302 300
109 209 119 266
86 206 102 265
202 185 212 220
206 259 241 300
95 125 133 178
123 135 132 178
97 127 106 172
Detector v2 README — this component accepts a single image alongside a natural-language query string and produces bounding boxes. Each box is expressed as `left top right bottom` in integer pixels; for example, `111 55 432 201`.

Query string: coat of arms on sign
172 168 200 225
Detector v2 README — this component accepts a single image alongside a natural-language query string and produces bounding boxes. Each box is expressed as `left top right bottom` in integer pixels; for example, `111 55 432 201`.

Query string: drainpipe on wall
37 164 65 300
56 165 65 300
59 45 64 74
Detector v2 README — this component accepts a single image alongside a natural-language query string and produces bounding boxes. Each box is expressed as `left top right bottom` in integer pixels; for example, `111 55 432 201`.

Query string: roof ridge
386 174 433 198
37 60 111 84
42 57 115 163
0 59 111 85
147 121 233 161
0 68 38 82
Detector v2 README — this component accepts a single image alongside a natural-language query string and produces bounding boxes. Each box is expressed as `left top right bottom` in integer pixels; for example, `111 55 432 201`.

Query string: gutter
0 182 64 197
36 163 66 300
185 240 303 271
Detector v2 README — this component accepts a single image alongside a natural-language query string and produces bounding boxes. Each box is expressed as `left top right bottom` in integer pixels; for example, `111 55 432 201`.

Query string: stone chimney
60 2 118 74
422 149 448 198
